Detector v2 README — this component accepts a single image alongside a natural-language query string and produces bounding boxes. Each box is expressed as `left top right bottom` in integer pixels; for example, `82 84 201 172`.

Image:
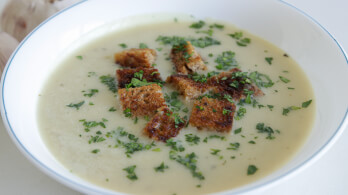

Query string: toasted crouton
118 84 166 117
115 48 157 68
166 74 210 100
116 67 162 88
143 106 185 142
189 97 236 132
208 68 264 100
171 41 207 74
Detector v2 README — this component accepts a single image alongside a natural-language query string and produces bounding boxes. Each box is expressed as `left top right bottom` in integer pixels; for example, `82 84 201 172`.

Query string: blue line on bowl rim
1 0 347 194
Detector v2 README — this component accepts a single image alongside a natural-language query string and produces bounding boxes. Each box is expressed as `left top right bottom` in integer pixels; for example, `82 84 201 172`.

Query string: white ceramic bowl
1 0 348 194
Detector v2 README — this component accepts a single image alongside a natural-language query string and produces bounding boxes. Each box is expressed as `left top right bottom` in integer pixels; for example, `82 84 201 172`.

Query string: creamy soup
38 17 315 195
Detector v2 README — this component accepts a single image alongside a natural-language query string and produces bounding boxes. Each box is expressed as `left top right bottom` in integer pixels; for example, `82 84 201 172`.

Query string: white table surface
0 0 347 194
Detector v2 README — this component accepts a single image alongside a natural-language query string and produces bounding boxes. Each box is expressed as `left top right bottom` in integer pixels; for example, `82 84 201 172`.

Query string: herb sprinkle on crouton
118 84 166 118
144 106 185 142
171 41 207 74
115 48 157 68
189 97 236 132
208 68 264 100
166 74 211 100
116 67 162 88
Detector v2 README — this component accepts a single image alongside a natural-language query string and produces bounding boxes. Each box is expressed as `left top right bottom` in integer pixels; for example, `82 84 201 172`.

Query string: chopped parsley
126 78 162 88
89 136 106 144
247 165 258 175
235 107 246 120
222 108 232 115
123 165 138 181
169 151 205 180
190 20 205 29
279 76 290 83
229 31 251 47
185 134 200 145
227 142 240 150
87 71 96 77
196 29 213 36
166 138 185 152
302 100 312 108
109 107 117 112
66 101 85 110
119 43 127 48
156 35 220 48
215 51 238 70
210 149 221 155
267 105 274 111
91 149 100 153
99 75 117 93
256 123 279 139
76 55 83 60
234 127 242 134
139 43 148 49
123 108 132 118
282 106 301 116
83 89 99 97
248 140 256 144
154 162 169 172
265 57 273 65
210 23 224 29
249 71 274 88
173 113 185 128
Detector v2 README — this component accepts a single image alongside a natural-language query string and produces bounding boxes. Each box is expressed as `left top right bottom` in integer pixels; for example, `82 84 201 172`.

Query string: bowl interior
1 0 348 194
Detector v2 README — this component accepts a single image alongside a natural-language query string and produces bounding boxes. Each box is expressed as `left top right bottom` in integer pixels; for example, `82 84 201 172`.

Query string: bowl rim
1 0 348 194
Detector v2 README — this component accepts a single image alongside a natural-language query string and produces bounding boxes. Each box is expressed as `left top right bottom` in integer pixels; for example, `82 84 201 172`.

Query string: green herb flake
109 107 117 112
248 140 256 144
210 149 221 155
185 134 200 145
119 43 127 48
123 108 132 118
100 75 117 93
196 29 213 36
249 71 274 88
279 76 290 83
235 107 246 120
166 138 185 152
282 106 301 116
234 128 242 134
256 123 279 139
91 149 100 154
265 57 273 65
66 101 85 110
247 165 258 175
154 162 169 172
76 55 83 60
302 100 312 108
190 20 205 29
83 89 99 97
215 51 238 70
169 152 205 180
123 165 138 181
267 105 274 111
210 23 224 29
139 43 148 49
227 142 240 150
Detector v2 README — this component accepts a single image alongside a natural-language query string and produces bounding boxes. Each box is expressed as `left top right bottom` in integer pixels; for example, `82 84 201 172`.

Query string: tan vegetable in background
0 31 18 73
1 0 80 42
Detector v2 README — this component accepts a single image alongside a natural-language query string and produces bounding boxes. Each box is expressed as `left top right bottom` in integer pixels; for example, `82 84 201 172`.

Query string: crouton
189 97 236 132
118 84 166 117
115 48 157 68
116 67 162 88
166 74 210 100
171 41 207 74
143 106 185 142
208 68 264 100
